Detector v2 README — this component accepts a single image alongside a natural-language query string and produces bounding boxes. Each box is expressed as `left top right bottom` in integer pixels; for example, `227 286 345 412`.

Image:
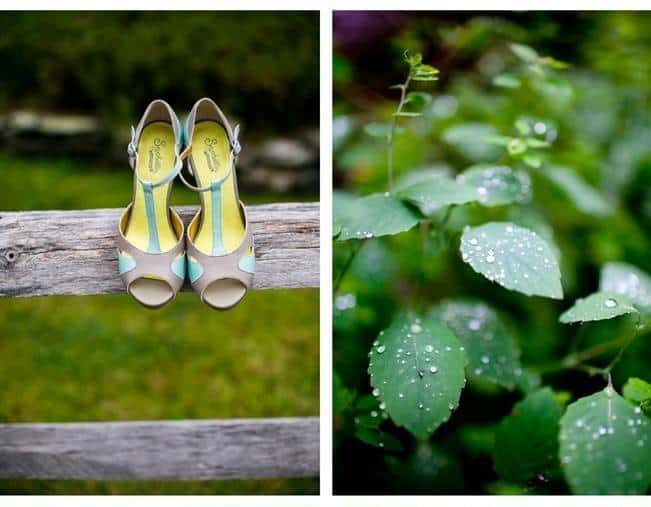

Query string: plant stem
386 74 411 194
604 318 643 373
334 240 366 295
533 335 632 375
440 204 455 231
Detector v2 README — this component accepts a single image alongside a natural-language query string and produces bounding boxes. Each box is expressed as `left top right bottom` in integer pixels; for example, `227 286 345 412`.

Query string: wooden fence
0 202 320 480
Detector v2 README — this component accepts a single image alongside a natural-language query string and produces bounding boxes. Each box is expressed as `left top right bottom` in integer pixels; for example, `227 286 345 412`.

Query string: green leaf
559 388 651 494
510 43 539 63
493 388 563 483
544 166 611 217
404 50 422 67
460 222 563 299
411 76 439 82
514 119 531 136
355 427 403 451
623 378 651 404
559 291 638 324
600 262 651 317
397 177 479 215
457 165 531 207
539 55 569 70
336 193 421 241
485 135 512 147
333 372 355 414
535 75 574 107
442 123 502 162
393 111 421 117
363 122 404 138
415 63 438 75
394 164 452 191
355 393 380 412
428 299 521 389
412 64 439 81
405 91 432 109
522 154 542 168
368 314 466 439
525 138 550 149
493 73 521 89
353 394 383 429
507 138 527 156
333 190 357 238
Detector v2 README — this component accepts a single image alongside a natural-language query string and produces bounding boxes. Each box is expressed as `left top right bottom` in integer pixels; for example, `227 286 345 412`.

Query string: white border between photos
320 6 334 499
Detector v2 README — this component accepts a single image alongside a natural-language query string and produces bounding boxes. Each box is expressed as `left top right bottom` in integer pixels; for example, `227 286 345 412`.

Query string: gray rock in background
0 111 319 195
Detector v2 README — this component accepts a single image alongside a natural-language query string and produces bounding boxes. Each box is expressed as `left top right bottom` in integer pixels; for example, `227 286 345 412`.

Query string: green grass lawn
0 153 319 494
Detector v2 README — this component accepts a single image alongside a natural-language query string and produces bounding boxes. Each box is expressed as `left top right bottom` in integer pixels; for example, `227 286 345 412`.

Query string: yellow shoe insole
191 121 245 255
124 122 178 253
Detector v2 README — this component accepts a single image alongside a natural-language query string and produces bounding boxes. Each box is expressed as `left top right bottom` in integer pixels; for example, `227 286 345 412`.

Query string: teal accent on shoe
118 251 136 274
210 183 227 256
173 113 184 151
188 257 204 283
142 183 161 253
171 253 186 280
238 250 255 274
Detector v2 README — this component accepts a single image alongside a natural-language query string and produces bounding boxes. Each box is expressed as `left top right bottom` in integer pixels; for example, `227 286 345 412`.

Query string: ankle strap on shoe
128 125 184 190
177 151 235 193
177 124 241 193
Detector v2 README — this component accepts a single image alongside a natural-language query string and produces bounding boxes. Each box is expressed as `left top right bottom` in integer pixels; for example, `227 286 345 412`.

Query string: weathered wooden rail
0 417 319 480
0 202 319 297
0 202 320 481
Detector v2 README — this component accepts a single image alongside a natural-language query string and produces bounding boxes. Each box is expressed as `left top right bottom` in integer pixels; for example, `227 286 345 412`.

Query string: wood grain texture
0 417 319 480
0 202 319 297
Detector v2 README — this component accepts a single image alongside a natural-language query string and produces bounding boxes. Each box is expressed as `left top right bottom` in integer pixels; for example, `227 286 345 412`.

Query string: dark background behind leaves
333 11 651 495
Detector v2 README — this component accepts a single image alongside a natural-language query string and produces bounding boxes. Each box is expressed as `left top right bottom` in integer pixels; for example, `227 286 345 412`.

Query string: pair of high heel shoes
117 98 254 310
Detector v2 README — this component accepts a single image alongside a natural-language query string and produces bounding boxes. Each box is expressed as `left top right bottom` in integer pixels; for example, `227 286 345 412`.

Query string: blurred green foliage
333 12 651 495
0 12 318 135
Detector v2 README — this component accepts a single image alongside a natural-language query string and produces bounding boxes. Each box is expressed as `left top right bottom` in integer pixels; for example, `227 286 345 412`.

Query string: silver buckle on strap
231 124 241 156
127 126 137 157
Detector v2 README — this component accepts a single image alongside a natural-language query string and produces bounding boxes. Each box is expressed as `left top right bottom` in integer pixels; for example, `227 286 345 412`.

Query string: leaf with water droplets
559 388 651 494
428 299 521 389
559 291 638 324
600 262 651 318
336 193 421 241
397 177 479 215
457 165 531 206
368 314 466 439
460 222 563 299
493 388 563 483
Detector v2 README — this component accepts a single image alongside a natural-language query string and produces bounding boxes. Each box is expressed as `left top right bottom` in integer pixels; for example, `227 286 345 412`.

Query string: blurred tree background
0 11 318 134
0 12 318 495
333 12 651 495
